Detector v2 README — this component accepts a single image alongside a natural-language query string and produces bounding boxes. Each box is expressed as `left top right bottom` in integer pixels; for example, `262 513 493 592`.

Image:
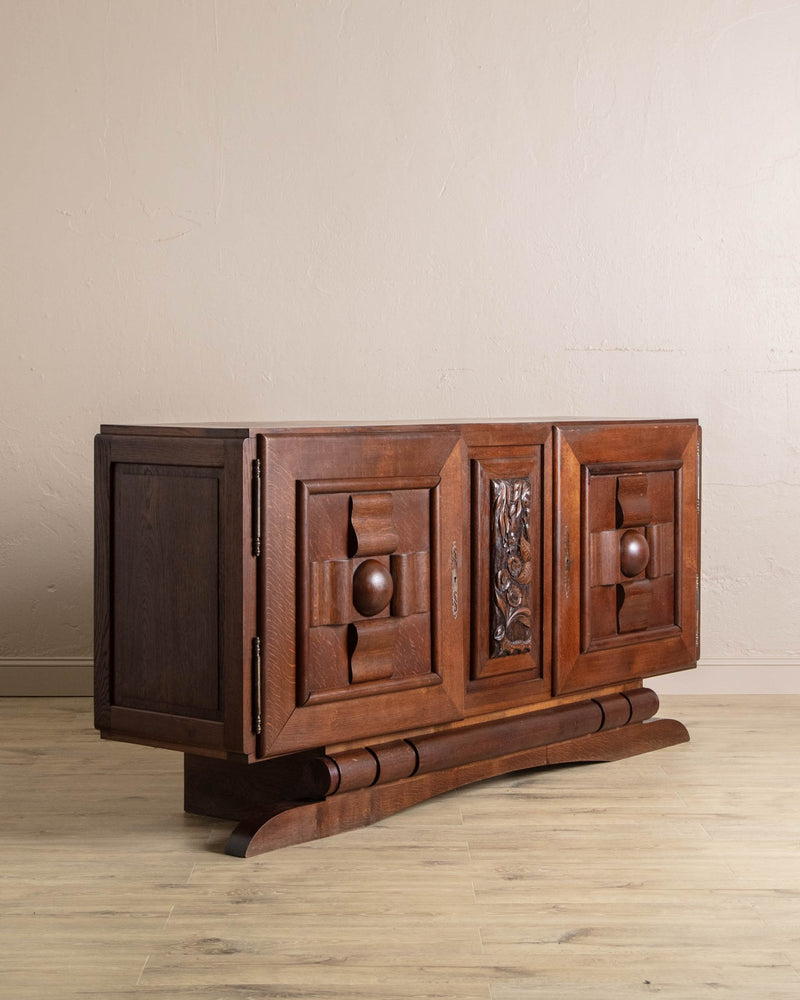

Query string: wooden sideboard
94 419 700 856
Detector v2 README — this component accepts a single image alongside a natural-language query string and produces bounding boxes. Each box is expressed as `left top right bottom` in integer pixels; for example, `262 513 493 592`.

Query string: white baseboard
1 656 798 697
655 658 800 695
0 658 93 696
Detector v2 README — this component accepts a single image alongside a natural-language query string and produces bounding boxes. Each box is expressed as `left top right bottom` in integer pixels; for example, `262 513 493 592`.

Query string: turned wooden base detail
183 688 689 857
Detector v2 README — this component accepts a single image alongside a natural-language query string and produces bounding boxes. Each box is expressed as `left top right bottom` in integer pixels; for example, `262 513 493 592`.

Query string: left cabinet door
255 429 467 757
94 433 257 757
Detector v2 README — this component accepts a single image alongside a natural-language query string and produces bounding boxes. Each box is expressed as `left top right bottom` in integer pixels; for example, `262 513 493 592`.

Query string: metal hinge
251 636 263 736
696 432 702 656
451 541 459 620
697 434 702 517
251 458 262 558
695 575 701 657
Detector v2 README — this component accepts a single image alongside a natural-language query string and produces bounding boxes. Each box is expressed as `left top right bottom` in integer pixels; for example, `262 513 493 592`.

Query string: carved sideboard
94 419 700 856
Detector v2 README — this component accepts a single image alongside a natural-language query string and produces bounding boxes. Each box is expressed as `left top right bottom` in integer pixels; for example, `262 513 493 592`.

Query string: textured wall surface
1 1 798 689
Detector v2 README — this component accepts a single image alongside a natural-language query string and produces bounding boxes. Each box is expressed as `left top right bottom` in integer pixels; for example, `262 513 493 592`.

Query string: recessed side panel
554 421 700 695
112 464 222 719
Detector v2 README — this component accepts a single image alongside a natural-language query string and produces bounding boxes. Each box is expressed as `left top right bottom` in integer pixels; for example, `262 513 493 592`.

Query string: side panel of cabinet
94 434 256 756
256 431 467 757
553 421 700 695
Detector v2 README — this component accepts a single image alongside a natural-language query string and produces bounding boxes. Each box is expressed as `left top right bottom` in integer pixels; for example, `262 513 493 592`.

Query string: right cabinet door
554 421 700 694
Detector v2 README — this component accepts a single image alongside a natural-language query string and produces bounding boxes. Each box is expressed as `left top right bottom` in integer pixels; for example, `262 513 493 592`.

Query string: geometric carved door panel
554 421 700 695
585 466 678 649
257 430 467 757
301 484 436 703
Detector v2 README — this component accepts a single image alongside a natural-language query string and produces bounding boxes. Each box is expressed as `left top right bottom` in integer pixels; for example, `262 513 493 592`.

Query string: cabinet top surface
99 418 699 438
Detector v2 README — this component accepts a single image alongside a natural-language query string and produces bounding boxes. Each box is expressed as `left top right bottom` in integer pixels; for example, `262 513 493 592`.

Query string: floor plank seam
135 954 150 986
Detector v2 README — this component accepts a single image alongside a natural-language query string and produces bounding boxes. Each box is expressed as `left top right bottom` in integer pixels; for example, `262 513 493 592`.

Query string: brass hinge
251 458 262 558
251 636 263 736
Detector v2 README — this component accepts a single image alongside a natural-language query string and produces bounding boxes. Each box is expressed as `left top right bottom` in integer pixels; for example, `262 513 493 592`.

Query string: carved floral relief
490 478 532 658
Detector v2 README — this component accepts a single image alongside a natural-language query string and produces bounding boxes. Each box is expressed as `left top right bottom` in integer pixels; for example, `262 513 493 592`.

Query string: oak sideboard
94 419 700 856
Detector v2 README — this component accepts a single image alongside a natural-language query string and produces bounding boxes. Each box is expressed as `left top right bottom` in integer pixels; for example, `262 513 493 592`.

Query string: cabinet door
257 430 467 757
94 433 255 756
554 421 700 694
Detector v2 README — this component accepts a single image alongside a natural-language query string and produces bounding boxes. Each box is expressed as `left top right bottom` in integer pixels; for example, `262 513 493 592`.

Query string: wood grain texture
616 473 652 526
348 618 396 683
309 558 353 626
389 550 430 617
349 492 399 556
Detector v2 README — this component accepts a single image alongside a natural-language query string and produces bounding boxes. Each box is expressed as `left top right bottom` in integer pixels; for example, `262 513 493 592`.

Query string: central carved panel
469 450 544 691
490 478 532 658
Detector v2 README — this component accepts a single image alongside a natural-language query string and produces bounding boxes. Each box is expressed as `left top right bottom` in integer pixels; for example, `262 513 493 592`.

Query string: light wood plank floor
1 696 799 999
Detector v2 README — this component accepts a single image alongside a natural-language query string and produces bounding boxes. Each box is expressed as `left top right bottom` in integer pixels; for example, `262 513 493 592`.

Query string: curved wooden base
182 689 688 857
224 716 688 857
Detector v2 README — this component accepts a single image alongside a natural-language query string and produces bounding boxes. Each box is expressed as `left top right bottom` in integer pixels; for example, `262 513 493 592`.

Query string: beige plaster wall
1 1 798 693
